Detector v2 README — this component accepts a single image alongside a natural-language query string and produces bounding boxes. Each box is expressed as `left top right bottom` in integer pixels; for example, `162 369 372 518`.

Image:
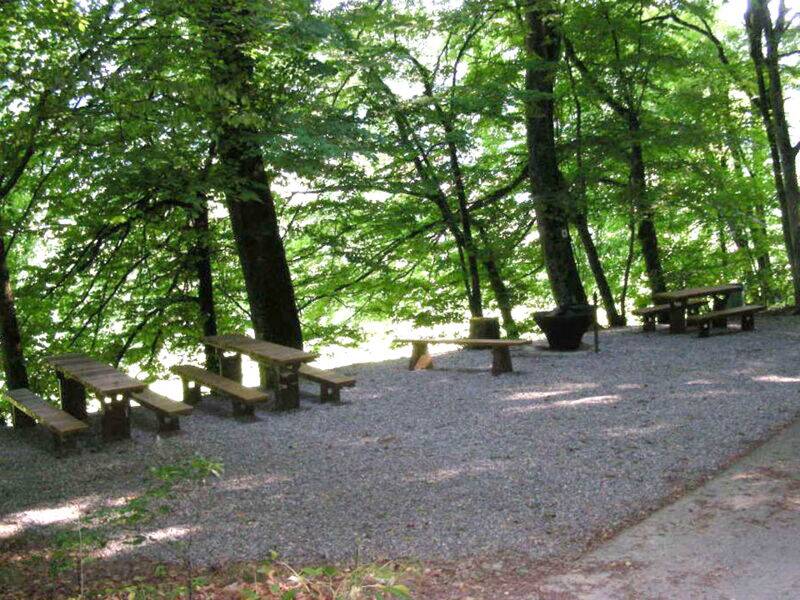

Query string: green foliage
0 0 797 415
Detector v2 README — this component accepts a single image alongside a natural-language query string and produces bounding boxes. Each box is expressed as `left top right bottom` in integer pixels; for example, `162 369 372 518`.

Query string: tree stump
469 317 501 340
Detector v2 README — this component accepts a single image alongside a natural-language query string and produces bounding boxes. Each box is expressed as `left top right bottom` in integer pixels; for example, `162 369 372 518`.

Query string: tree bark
746 0 800 308
199 1 302 348
0 237 34 427
628 116 665 294
191 196 219 370
524 2 587 307
574 212 625 326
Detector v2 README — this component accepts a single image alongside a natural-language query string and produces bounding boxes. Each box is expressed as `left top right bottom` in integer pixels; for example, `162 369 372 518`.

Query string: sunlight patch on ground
506 394 620 414
0 504 84 539
753 375 800 383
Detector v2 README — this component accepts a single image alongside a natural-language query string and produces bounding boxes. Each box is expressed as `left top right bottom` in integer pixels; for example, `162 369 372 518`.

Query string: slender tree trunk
524 2 586 307
628 115 665 295
199 1 302 348
0 237 34 427
574 212 625 326
191 197 219 371
619 209 637 319
476 225 519 337
751 202 775 302
746 0 800 308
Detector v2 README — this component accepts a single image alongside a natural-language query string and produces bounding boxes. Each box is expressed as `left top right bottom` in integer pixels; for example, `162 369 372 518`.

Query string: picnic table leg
643 315 656 332
58 373 88 421
712 295 729 328
668 302 687 334
11 402 35 428
491 346 513 376
274 364 300 411
181 377 202 405
100 395 131 442
219 351 243 384
409 342 433 370
742 313 756 331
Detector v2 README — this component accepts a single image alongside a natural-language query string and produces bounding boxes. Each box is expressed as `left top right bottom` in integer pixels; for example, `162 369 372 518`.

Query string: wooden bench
298 364 356 404
5 388 88 455
172 365 269 416
130 389 193 432
395 338 532 376
687 304 766 337
633 298 707 331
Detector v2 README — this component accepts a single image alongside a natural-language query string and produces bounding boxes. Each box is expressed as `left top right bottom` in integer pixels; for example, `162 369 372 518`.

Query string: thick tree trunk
191 197 219 371
200 1 302 348
524 3 586 307
574 212 625 326
0 237 34 427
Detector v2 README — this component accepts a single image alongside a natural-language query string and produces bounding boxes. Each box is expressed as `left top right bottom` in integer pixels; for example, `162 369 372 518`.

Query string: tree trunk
628 115 665 295
746 0 800 308
199 1 302 348
191 196 219 371
574 212 625 326
0 237 34 427
477 224 519 337
524 2 586 307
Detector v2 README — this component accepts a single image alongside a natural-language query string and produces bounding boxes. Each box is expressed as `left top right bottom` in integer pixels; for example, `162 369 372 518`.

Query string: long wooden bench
298 364 356 404
130 389 193 432
5 388 88 455
172 365 269 416
395 338 532 376
633 298 707 331
687 304 766 337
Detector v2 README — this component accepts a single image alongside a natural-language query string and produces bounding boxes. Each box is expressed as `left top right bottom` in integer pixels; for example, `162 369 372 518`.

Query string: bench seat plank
172 365 269 404
394 338 531 348
131 389 193 416
686 304 766 323
298 365 356 387
6 389 88 436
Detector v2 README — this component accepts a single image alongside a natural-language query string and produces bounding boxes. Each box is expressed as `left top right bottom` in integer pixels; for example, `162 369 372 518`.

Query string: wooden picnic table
44 353 146 442
203 334 317 410
652 283 744 334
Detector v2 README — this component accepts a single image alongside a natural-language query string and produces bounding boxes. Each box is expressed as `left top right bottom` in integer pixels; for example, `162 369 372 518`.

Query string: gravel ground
3 316 800 567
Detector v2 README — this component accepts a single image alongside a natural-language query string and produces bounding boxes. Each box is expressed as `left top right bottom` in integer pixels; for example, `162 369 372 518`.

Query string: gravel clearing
3 315 800 566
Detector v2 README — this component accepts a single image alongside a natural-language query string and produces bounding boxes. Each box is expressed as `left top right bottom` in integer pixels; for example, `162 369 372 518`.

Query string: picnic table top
653 283 743 303
44 353 146 397
395 338 532 347
203 334 317 366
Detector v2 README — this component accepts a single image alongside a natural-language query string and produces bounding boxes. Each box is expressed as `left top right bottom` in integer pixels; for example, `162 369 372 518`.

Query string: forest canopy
0 0 798 412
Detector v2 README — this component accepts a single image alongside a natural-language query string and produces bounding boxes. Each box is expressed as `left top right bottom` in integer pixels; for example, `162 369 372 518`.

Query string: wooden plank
653 283 743 303
632 297 706 316
204 334 317 366
298 365 356 387
5 389 88 436
687 304 766 323
45 353 145 396
172 365 270 404
131 389 194 416
394 338 532 347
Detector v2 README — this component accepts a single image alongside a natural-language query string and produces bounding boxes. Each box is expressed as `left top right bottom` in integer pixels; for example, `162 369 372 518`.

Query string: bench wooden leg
58 373 88 421
101 397 131 442
409 342 433 370
668 303 687 334
157 413 180 432
711 296 729 328
742 313 755 331
182 377 202 405
231 399 255 417
642 316 656 332
53 434 79 458
491 347 513 376
698 321 711 338
274 365 300 411
320 384 341 404
219 352 243 384
11 406 36 428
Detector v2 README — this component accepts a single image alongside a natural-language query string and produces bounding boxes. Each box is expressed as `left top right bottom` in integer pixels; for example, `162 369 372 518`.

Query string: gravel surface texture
2 316 800 566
